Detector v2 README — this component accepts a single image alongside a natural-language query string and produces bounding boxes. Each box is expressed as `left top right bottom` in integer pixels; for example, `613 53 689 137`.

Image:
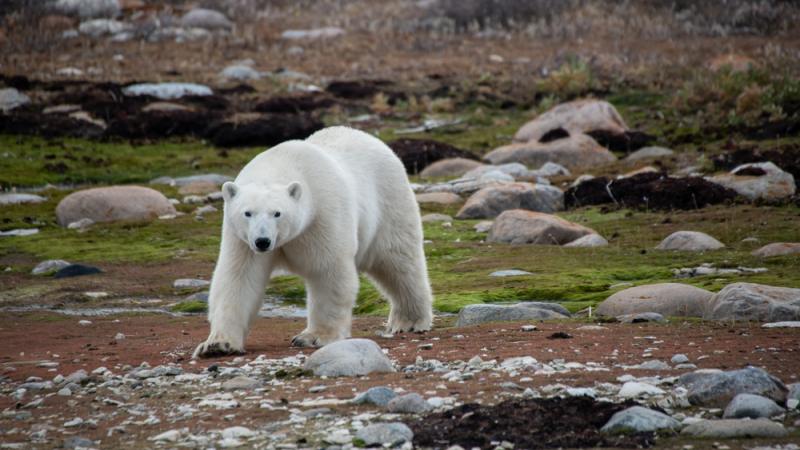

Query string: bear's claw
193 341 245 359
291 334 320 348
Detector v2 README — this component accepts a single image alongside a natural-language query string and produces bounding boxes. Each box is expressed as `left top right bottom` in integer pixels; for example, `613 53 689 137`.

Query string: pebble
222 426 256 439
490 269 532 277
173 278 211 289
78 320 92 326
150 429 182 442
64 417 83 427
671 354 690 364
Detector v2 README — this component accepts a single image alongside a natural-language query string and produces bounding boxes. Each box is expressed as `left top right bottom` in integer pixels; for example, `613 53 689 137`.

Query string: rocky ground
2 0 800 448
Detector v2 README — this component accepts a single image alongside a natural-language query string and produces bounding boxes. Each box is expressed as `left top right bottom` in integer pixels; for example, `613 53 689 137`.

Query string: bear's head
222 181 305 253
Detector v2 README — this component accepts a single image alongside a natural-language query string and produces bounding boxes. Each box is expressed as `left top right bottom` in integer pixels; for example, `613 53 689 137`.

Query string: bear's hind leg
367 249 433 334
291 262 358 347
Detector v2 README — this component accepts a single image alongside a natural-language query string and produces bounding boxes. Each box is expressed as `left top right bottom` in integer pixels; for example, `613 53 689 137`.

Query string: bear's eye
274 211 281 218
244 211 252 218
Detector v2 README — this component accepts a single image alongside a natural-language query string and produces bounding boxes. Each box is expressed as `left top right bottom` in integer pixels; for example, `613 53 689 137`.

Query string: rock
534 162 571 177
723 393 785 419
788 383 800 409
618 381 666 398
388 139 476 175
421 213 452 223
222 426 256 439
304 339 394 377
32 260 71 275
752 243 800 258
705 283 800 322
67 218 95 230
474 220 493 233
177 181 218 196
353 386 397 407
463 163 535 180
487 210 596 245
0 88 31 112
180 8 232 30
78 18 129 37
142 102 193 113
386 393 431 414
194 205 217 216
56 186 176 226
678 366 788 407
64 369 89 385
281 27 345 40
54 264 102 279
0 193 46 205
415 192 462 205
456 182 564 219
355 422 413 446
563 233 608 247
54 0 120 19
671 354 690 364
709 162 796 201
484 134 617 170
123 83 213 100
173 279 210 289
631 360 671 370
617 312 666 323
44 104 82 114
220 65 261 81
625 146 674 162
763 321 800 328
222 376 260 390
601 406 679 433
63 436 95 449
456 303 568 327
150 429 182 442
513 100 628 143
656 231 725 251
0 228 39 237
681 418 787 438
421 171 514 196
489 269 532 277
596 283 713 317
150 174 233 187
419 158 484 179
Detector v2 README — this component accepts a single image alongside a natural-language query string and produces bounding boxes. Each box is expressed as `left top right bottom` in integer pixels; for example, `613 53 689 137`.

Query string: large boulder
487 210 596 245
456 182 564 219
709 162 796 201
513 100 628 143
656 231 724 251
563 233 608 247
678 367 787 407
180 8 233 30
752 242 800 258
601 406 680 434
419 157 483 179
705 283 800 322
484 134 617 170
681 419 786 439
53 0 120 19
723 393 785 419
596 283 712 318
303 339 394 377
55 186 176 226
456 303 569 327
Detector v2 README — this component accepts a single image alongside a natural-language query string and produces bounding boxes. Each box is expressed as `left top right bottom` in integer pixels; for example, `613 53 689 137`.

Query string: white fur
194 126 433 357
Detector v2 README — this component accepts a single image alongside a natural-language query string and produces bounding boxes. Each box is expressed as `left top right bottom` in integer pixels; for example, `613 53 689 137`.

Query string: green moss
170 301 208 313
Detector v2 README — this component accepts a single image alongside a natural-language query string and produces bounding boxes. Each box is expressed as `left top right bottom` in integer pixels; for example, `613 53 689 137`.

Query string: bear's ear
222 182 238 202
287 181 302 200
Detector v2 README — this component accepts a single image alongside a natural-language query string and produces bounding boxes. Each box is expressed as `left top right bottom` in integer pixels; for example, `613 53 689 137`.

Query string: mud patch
713 144 800 180
388 138 477 174
565 172 738 210
586 129 654 153
206 113 323 148
410 397 652 449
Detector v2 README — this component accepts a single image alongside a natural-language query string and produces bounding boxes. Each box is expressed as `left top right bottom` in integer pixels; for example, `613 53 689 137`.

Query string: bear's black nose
255 238 271 251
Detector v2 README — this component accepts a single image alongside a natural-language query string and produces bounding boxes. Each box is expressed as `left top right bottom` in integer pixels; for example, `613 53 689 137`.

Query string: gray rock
484 134 617 170
173 278 210 289
563 233 608 247
150 174 233 187
597 283 712 317
281 27 345 40
54 0 120 19
681 418 787 438
617 312 667 323
0 228 39 237
56 186 176 226
706 283 800 322
788 383 800 409
222 375 261 391
419 158 483 179
64 369 88 385
415 192 462 205
601 406 680 433
32 259 71 275
185 291 209 302
78 18 129 37
656 231 724 251
515 301 571 316
762 321 800 328
751 242 800 258
123 83 213 100
709 162 796 201
671 354 690 364
512 99 628 143
355 422 413 446
304 339 394 377
421 213 452 223
624 146 674 162
0 193 46 206
63 436 96 449
386 393 431 414
220 65 261 81
487 209 596 245
631 360 671 370
180 8 233 30
723 393 785 419
456 303 568 327
353 386 397 407
463 162 532 180
678 366 787 407
489 269 532 277
456 182 564 219
0 88 31 113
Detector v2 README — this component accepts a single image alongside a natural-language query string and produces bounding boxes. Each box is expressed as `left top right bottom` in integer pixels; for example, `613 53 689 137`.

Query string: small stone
386 393 432 414
601 406 680 433
114 332 125 340
221 426 256 439
78 320 92 326
521 325 537 332
631 360 671 370
763 321 800 328
304 339 394 377
173 278 210 289
309 385 327 393
656 231 725 251
32 259 71 275
563 233 608 247
353 386 397 407
618 381 666 398
222 376 261 391
64 417 83 427
671 354 690 364
58 387 72 396
150 429 182 442
63 436 94 449
421 213 452 223
490 269 532 277
0 193 46 206
355 422 413 446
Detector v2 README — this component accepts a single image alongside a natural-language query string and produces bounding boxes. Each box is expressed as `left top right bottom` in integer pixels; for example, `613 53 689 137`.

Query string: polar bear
194 126 433 357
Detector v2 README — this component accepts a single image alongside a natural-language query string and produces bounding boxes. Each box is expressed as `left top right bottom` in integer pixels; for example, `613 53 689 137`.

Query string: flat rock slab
484 134 617 170
563 233 608 247
705 282 800 322
752 242 800 258
419 158 483 179
123 82 213 99
56 186 176 226
723 393 785 419
763 321 800 328
355 422 413 446
304 339 394 377
513 99 629 143
456 182 564 219
487 209 596 245
0 193 46 205
681 418 787 438
456 303 569 327
625 146 674 162
656 231 724 251
353 386 397 407
597 283 712 317
678 366 787 407
601 406 679 433
415 192 462 205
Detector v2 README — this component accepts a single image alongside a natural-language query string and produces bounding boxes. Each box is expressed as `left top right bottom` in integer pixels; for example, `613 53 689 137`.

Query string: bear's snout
254 237 272 252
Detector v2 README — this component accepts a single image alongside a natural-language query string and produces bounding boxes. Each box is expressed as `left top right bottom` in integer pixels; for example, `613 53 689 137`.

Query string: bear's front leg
194 233 272 358
291 262 358 347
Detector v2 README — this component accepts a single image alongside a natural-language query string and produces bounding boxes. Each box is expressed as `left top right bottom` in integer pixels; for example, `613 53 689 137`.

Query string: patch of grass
170 301 208 313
